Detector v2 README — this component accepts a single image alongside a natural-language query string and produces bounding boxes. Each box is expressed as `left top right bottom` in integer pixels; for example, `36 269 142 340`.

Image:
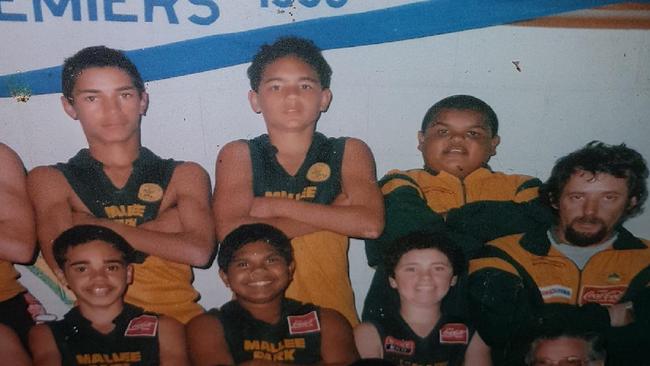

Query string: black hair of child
62 45 144 102
218 223 293 270
420 94 499 136
247 36 332 92
383 230 465 278
53 225 136 269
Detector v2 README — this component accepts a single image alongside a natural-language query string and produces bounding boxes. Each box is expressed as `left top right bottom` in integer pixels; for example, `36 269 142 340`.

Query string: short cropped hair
539 141 648 218
53 225 135 269
525 331 606 366
247 36 332 91
218 223 293 270
384 231 465 278
62 46 144 102
420 95 499 136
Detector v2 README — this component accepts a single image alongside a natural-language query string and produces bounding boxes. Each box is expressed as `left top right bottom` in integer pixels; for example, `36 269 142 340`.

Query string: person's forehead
536 337 588 358
398 248 450 264
73 66 134 89
65 240 123 260
426 109 489 129
261 55 318 79
563 170 629 193
233 241 281 257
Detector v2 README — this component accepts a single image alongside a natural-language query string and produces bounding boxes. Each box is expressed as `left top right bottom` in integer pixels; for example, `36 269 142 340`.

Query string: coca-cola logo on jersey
581 286 627 306
440 323 468 344
288 311 321 334
124 314 158 337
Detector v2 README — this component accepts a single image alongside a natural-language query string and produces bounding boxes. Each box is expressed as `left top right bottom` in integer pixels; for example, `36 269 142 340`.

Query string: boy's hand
140 208 182 233
332 192 350 206
608 302 635 327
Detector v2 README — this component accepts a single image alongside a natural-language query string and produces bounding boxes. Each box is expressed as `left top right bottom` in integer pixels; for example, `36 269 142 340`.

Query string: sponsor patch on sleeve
440 323 469 344
539 285 573 302
287 311 321 335
384 336 415 355
124 314 159 337
580 285 627 306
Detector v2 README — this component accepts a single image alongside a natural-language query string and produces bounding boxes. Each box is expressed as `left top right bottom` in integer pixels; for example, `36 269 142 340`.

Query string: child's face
57 240 132 308
389 248 456 307
248 56 332 134
61 66 148 146
418 108 500 178
220 241 294 305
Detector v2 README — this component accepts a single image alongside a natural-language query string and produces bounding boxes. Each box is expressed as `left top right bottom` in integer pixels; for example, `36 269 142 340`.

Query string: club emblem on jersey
288 311 321 335
125 314 158 337
440 323 469 344
607 273 622 283
306 163 331 183
138 183 164 202
384 336 415 355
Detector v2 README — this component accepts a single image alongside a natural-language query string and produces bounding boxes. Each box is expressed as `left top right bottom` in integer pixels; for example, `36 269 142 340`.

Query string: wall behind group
1 0 649 318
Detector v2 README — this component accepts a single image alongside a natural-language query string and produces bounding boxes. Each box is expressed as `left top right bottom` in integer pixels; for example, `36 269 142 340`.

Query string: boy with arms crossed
28 46 215 323
355 231 491 366
363 95 541 321
29 225 189 365
187 223 358 365
213 36 384 325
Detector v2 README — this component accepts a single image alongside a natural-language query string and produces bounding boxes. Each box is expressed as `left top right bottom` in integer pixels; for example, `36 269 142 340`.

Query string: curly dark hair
539 141 648 218
53 225 135 269
217 223 293 270
62 46 144 102
420 94 499 136
383 231 465 278
247 36 332 92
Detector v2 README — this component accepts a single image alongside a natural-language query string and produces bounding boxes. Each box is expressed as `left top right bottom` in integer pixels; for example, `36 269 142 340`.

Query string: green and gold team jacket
363 167 540 321
468 226 650 366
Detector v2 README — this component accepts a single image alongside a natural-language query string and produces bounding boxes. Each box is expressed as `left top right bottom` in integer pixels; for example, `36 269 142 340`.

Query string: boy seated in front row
355 231 491 366
213 36 384 326
187 223 359 365
28 225 189 366
363 95 541 321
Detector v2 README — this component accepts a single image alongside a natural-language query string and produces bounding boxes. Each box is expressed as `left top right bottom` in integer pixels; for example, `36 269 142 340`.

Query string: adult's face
554 170 636 247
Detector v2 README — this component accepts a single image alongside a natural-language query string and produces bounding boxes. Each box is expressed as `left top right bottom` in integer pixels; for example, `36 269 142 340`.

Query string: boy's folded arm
72 162 216 267
255 138 384 239
213 141 318 240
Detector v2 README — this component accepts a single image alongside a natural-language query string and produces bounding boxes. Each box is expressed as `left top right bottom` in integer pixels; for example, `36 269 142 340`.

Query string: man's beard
564 217 609 247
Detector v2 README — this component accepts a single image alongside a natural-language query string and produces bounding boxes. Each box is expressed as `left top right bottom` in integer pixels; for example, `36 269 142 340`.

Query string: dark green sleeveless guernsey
48 303 160 365
370 313 475 366
53 148 203 324
210 299 322 364
55 147 179 262
248 132 345 203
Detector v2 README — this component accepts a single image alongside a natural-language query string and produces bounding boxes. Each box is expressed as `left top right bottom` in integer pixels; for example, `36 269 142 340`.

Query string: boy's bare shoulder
217 140 250 158
27 165 71 190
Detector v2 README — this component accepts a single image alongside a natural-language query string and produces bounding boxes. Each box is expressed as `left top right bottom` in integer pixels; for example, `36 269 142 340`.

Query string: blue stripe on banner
1 0 645 98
